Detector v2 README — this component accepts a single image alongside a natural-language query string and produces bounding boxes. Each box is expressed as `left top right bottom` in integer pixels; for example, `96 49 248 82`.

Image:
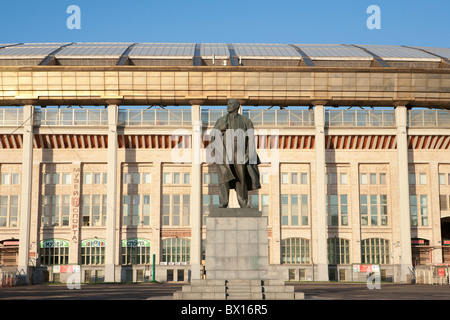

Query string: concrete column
314 104 329 281
350 161 362 264
105 104 118 282
270 163 281 264
18 105 34 280
430 162 442 264
395 105 413 282
190 105 202 280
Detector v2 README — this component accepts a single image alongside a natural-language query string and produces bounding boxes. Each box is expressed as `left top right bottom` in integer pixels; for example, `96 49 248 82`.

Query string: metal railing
408 109 450 127
325 109 396 127
118 109 191 126
34 109 108 126
202 109 315 127
1 107 450 128
0 108 23 126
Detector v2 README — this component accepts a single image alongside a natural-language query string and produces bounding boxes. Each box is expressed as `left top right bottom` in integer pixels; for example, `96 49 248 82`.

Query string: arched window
327 238 350 264
161 238 190 263
361 238 390 264
281 238 310 264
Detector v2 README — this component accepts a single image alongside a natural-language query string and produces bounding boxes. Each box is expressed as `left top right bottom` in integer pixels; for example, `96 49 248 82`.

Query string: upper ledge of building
0 42 449 71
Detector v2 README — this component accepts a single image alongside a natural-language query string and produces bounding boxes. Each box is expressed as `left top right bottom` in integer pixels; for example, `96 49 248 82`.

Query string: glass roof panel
294 44 372 59
128 43 196 58
232 44 300 58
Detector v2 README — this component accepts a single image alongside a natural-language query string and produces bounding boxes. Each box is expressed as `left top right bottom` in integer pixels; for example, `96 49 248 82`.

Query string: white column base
316 264 329 282
105 264 116 283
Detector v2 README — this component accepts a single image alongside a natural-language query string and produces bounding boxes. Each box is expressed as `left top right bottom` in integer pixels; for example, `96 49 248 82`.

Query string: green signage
121 238 151 247
40 239 70 248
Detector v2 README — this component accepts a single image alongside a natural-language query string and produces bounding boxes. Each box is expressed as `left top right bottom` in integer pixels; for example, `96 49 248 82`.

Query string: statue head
227 99 240 113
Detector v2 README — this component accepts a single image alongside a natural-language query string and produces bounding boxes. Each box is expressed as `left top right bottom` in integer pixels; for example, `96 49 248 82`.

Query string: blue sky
0 0 449 47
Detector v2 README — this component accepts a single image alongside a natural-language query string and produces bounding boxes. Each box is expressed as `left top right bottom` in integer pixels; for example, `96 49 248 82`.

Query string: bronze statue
211 99 261 208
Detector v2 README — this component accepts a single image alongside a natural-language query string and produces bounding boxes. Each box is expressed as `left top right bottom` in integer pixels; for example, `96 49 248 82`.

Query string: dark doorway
441 218 450 263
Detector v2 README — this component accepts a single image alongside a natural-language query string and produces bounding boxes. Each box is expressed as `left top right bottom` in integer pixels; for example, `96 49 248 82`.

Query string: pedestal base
206 208 268 280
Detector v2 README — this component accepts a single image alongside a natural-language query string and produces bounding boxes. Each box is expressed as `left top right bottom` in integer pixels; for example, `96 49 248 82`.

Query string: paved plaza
0 282 448 300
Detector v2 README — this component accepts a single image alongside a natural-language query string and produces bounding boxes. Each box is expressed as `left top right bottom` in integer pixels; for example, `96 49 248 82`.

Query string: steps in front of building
173 279 304 300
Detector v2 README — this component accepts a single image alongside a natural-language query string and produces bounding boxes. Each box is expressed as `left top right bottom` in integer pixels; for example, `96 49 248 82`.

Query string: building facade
0 43 449 284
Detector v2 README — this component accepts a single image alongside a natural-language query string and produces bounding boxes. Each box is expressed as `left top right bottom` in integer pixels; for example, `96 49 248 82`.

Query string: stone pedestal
173 207 304 300
205 208 268 280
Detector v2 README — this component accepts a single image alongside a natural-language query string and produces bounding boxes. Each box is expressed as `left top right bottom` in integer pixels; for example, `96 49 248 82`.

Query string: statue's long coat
212 113 261 191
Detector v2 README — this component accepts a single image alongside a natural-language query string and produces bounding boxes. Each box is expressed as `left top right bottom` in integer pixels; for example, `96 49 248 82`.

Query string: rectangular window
62 195 70 226
123 173 131 184
143 195 150 225
420 195 428 226
439 173 446 185
183 195 190 226
291 195 298 226
183 173 190 185
202 195 210 226
82 195 90 226
62 173 71 185
11 173 20 185
132 195 140 226
409 173 416 185
172 195 180 226
410 195 418 227
261 195 269 217
143 173 151 184
132 173 140 184
370 173 377 185
370 195 378 226
360 173 367 185
162 195 171 225
9 195 18 227
51 195 59 227
173 173 180 184
93 173 102 184
0 196 7 227
360 195 368 226
341 195 348 226
328 173 337 185
84 173 92 184
261 173 269 184
52 173 60 185
301 195 308 226
380 195 388 226
281 195 289 225
41 195 51 227
419 173 427 185
102 195 107 226
0 195 19 227
440 195 448 211
1 173 10 185
203 173 211 184
123 195 130 225
379 173 387 185
163 173 171 184
92 195 101 226
340 173 348 185
300 173 308 185
291 173 298 185
328 195 339 226
250 194 259 209
281 173 289 184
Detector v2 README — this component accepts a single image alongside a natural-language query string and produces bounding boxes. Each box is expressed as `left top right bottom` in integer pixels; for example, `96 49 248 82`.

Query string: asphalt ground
0 282 449 300
0 283 448 318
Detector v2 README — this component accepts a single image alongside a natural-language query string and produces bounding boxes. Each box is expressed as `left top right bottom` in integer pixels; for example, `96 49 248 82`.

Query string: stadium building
0 43 449 284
